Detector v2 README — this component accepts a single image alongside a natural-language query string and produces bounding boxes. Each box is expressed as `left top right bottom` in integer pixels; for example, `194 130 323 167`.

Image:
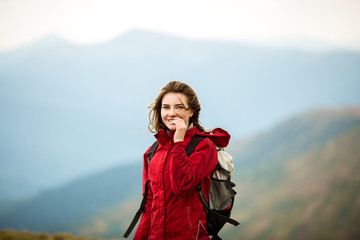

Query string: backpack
123 135 239 239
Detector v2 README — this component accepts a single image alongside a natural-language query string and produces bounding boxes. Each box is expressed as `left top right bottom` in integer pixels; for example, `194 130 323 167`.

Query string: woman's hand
169 117 187 142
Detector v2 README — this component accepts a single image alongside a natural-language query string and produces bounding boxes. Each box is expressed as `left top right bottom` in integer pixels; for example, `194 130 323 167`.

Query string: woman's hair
148 81 205 133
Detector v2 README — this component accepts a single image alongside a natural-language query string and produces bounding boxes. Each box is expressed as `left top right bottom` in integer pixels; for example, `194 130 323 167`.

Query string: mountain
0 161 142 234
0 230 107 240
223 107 360 240
1 29 360 202
1 107 359 240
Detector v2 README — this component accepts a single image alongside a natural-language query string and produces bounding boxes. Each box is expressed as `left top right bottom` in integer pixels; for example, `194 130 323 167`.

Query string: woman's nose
169 107 176 116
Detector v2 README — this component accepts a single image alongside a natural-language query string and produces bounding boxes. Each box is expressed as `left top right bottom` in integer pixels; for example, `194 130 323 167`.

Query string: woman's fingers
171 118 186 129
172 118 187 142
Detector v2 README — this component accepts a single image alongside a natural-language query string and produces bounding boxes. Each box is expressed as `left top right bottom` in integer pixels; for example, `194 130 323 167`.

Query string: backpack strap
196 183 240 226
147 140 159 165
123 179 150 238
196 183 239 240
186 135 206 156
123 141 159 238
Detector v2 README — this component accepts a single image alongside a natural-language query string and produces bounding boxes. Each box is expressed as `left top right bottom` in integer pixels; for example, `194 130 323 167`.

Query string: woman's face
161 92 194 131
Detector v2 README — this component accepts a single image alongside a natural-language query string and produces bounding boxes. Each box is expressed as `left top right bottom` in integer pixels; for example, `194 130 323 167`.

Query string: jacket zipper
187 206 194 239
162 141 173 239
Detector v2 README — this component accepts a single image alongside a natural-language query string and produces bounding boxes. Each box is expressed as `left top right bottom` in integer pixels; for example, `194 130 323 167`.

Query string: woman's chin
166 125 176 131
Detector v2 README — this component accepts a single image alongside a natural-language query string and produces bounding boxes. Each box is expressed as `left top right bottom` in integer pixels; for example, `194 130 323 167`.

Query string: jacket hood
197 128 231 148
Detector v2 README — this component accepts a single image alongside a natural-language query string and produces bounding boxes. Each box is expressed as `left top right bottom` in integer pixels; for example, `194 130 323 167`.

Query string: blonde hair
148 81 204 133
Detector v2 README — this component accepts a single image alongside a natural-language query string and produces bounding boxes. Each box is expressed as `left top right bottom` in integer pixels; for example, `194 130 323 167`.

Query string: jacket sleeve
133 148 153 240
169 138 218 197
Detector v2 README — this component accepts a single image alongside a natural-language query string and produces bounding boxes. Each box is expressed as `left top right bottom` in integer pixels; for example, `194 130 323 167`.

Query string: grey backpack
189 135 239 240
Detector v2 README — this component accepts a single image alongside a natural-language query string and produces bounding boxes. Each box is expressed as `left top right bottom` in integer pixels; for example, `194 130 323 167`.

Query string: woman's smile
161 92 194 131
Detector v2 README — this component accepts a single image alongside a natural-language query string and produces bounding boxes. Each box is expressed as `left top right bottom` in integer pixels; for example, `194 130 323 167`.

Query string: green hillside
223 121 360 239
0 229 119 240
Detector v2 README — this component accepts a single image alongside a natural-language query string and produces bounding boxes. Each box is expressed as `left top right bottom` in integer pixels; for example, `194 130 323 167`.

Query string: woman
134 81 231 240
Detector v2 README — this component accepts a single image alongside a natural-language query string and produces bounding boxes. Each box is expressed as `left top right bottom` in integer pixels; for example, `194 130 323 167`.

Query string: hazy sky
1 0 360 51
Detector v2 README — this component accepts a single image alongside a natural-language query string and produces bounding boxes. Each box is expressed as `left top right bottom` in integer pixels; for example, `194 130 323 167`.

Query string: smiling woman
160 92 194 135
148 81 205 133
125 81 231 240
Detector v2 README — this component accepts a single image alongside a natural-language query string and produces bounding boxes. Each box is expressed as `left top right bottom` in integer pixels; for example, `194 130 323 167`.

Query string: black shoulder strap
123 141 158 238
186 135 206 156
123 179 150 238
147 141 159 166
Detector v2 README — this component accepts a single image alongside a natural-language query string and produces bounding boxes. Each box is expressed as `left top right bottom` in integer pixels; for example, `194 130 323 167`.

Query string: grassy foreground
0 230 121 240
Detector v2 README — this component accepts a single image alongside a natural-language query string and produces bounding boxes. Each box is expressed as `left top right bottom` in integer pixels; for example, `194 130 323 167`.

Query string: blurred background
0 0 360 239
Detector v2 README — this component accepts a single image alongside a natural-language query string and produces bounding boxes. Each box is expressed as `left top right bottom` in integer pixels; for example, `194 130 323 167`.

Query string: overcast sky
1 0 360 51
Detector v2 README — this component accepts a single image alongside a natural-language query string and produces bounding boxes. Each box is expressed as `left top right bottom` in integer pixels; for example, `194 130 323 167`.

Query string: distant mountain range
0 29 359 202
225 107 360 240
1 107 359 240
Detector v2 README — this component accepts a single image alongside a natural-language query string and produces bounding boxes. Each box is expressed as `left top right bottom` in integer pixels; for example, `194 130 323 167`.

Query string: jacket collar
155 125 198 147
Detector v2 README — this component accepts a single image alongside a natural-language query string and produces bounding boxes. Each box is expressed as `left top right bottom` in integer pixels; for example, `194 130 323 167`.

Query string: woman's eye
162 106 170 109
176 106 184 109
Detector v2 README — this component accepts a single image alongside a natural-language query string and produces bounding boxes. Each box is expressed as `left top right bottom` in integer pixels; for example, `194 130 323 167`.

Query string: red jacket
134 126 230 240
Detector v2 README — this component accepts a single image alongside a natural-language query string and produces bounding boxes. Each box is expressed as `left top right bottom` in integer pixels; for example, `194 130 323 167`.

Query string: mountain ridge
225 124 360 240
3 28 360 54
